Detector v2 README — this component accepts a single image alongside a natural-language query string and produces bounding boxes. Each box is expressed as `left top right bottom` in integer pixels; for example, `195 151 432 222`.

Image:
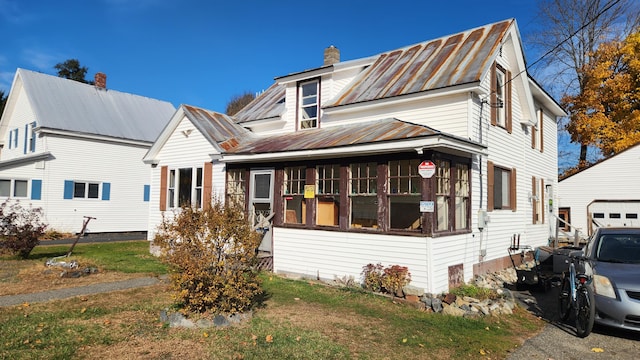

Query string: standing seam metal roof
19 68 176 143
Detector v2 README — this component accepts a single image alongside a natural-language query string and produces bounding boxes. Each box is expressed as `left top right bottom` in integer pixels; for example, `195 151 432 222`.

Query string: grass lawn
0 241 544 359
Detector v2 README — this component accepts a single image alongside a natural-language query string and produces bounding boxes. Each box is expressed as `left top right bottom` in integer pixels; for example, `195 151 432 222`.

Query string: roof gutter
38 127 153 147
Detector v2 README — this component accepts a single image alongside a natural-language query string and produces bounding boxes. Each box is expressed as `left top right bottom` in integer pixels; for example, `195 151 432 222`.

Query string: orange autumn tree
563 30 640 159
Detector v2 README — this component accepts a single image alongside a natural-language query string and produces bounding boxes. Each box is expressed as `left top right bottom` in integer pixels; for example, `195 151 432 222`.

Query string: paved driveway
508 284 640 359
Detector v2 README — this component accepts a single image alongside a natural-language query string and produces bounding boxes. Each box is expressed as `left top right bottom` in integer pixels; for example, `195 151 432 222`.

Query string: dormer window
298 79 319 129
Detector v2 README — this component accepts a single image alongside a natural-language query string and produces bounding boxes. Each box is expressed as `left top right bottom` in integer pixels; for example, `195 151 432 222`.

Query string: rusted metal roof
234 83 286 123
182 105 255 150
326 19 512 107
227 118 443 154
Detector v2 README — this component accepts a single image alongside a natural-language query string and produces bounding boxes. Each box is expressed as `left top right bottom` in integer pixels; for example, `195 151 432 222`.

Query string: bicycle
557 254 595 337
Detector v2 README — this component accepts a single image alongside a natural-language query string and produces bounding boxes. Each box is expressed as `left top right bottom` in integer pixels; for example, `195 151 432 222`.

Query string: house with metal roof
144 19 566 293
0 68 175 234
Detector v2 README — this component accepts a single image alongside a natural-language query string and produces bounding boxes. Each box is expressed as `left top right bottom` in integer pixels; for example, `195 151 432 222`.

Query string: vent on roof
324 45 340 66
94 72 107 89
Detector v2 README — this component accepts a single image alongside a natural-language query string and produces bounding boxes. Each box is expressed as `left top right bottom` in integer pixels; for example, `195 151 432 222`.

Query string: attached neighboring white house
145 19 566 293
558 143 640 239
0 69 176 234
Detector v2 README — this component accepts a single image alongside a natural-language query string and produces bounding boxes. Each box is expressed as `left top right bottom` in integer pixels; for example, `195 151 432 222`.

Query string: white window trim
0 178 29 198
167 167 204 209
298 79 319 130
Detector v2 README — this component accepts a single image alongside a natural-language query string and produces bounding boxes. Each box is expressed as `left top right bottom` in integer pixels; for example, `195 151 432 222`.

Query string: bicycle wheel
575 285 596 338
558 276 571 321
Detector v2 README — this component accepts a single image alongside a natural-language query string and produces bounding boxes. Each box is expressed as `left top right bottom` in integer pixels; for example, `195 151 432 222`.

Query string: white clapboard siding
36 135 151 233
558 144 640 235
273 227 431 291
146 116 222 240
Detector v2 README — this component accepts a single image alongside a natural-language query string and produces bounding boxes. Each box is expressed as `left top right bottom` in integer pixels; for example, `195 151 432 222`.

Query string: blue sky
1 0 544 111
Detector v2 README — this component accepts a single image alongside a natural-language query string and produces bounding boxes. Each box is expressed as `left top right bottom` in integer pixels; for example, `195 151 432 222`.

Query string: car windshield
596 234 640 263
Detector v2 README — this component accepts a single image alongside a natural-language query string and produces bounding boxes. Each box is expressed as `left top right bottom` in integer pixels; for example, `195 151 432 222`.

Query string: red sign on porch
418 160 436 178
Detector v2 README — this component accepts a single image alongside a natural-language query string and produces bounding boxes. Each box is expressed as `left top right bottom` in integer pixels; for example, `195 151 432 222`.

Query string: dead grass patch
81 337 209 360
0 261 148 296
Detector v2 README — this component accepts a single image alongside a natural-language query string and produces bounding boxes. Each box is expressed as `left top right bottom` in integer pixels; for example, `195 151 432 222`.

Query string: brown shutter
506 70 512 134
539 109 544 153
531 122 537 149
490 63 497 126
487 161 494 211
159 166 167 211
510 167 517 212
203 162 212 210
532 176 537 223
541 179 545 224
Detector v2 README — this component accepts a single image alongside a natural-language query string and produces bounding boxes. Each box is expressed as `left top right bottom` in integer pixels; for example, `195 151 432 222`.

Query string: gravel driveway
508 285 640 359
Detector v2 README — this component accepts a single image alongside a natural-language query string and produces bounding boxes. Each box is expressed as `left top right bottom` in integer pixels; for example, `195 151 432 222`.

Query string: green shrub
0 200 47 258
153 200 263 314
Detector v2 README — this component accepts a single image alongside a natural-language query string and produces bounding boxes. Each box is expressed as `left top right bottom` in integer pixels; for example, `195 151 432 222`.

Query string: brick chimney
324 45 340 66
94 72 107 89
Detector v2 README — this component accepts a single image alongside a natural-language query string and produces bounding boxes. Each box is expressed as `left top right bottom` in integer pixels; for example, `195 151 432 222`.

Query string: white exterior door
250 169 274 253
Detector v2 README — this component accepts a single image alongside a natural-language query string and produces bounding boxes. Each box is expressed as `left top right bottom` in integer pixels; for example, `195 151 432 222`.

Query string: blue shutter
31 179 42 200
102 182 111 200
143 184 150 202
63 180 74 199
24 124 28 154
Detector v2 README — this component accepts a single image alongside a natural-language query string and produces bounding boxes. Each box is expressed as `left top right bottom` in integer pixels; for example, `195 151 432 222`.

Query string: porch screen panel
350 162 378 228
454 163 469 230
316 164 340 226
388 159 421 230
436 159 450 231
284 166 306 224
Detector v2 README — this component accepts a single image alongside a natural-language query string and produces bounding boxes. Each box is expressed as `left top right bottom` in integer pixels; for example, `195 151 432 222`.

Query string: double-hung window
298 79 319 129
28 122 36 153
74 182 100 199
284 166 306 224
316 164 340 226
491 62 512 132
388 159 421 230
488 161 516 211
9 128 18 149
0 179 28 198
350 162 378 229
435 160 470 232
167 167 203 208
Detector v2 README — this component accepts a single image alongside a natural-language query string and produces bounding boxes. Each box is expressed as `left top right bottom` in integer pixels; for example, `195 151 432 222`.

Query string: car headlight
593 275 617 299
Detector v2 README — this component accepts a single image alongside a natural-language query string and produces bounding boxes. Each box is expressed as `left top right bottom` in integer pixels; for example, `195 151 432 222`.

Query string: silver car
583 227 640 332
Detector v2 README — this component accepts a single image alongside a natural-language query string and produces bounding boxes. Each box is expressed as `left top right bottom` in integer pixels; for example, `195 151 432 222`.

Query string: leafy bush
0 200 47 258
361 263 385 292
361 263 411 295
153 200 263 315
381 265 411 295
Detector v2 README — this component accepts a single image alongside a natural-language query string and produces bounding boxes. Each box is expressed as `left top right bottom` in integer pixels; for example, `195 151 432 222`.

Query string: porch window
436 160 450 231
284 166 306 224
226 169 246 208
454 163 469 230
167 167 204 208
350 162 378 229
388 159 421 230
316 164 340 226
298 79 319 129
